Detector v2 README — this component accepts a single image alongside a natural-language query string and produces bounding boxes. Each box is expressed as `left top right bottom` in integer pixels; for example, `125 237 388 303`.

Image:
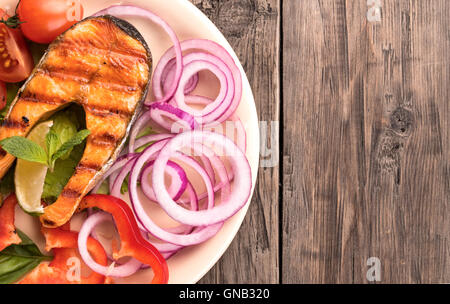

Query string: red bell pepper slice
0 194 21 251
19 228 110 284
78 194 169 284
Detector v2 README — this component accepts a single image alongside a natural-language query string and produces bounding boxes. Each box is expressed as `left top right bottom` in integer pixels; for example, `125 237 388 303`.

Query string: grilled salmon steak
0 16 152 227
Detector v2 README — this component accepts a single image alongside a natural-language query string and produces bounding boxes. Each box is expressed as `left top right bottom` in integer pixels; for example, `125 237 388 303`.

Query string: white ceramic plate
7 0 259 284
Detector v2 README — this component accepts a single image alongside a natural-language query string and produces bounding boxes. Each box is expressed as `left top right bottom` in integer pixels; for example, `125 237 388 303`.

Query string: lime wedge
15 121 53 215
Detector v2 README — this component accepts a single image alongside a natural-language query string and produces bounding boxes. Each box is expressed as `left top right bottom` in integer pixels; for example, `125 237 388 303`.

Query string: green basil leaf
0 257 43 284
50 129 90 168
0 229 52 284
0 136 48 165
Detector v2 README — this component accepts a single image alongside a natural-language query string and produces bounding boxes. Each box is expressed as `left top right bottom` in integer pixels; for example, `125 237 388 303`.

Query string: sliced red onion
150 103 198 133
78 212 142 277
180 176 233 205
129 141 222 246
126 140 211 244
145 181 198 254
92 154 138 194
194 143 231 203
173 54 233 124
199 155 216 186
110 157 137 198
162 58 199 95
128 112 174 154
140 160 187 202
153 39 242 123
133 133 174 154
128 111 152 154
93 5 183 105
182 95 247 153
153 131 251 226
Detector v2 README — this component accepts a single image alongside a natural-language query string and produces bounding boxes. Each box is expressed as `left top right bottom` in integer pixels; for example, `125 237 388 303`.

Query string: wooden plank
282 0 449 283
191 0 281 283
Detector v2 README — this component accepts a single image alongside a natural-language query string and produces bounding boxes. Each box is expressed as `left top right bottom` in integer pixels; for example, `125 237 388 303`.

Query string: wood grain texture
191 0 281 284
282 0 449 283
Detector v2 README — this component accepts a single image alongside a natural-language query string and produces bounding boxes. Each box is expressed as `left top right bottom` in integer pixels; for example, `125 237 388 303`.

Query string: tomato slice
17 0 84 44
0 9 33 83
0 81 6 110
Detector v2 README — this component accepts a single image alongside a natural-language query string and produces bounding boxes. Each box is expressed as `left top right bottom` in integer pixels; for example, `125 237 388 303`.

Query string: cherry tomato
0 81 6 111
0 9 33 83
17 0 84 44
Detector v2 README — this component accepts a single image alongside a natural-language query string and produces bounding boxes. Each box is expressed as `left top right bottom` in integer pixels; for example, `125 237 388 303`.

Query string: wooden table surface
193 0 449 284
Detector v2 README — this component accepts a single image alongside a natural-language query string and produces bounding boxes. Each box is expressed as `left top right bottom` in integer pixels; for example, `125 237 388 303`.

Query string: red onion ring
153 39 242 123
92 154 138 194
78 212 142 277
146 182 198 254
133 134 175 154
128 111 152 154
162 58 199 95
116 140 211 246
153 131 251 226
110 157 137 198
182 95 247 153
140 160 188 202
173 54 233 124
129 141 222 246
150 102 198 133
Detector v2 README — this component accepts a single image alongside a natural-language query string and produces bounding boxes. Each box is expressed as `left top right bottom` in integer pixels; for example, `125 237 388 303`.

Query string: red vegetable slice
19 228 110 284
0 81 6 111
78 194 169 284
78 212 143 278
0 9 34 83
0 194 21 251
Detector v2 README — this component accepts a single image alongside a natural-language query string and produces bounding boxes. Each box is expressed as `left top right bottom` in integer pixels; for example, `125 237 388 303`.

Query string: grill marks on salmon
0 16 151 227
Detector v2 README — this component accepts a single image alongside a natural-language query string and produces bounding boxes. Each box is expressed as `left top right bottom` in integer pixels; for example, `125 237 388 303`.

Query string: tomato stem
0 15 25 29
0 1 25 29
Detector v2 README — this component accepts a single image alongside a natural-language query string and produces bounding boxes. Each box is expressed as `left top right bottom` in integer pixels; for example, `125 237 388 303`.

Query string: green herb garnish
0 230 52 284
0 129 89 171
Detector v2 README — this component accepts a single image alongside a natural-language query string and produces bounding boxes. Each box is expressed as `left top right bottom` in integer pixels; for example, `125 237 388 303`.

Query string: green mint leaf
42 143 85 204
0 137 48 166
46 111 79 162
0 229 52 284
50 129 90 168
45 129 59 161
